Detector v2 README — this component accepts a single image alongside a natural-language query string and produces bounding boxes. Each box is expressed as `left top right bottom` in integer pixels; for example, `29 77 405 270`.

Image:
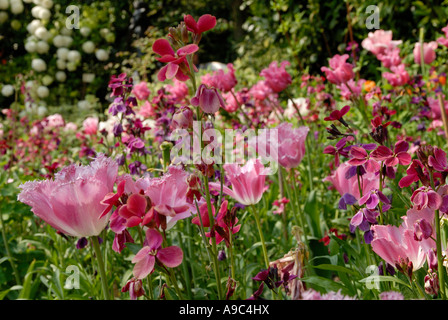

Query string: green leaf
359 275 411 289
303 190 322 238
18 260 36 300
300 275 348 294
312 264 357 276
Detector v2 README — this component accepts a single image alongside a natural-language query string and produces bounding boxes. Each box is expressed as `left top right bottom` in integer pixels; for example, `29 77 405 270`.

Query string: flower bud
414 218 433 241
424 270 439 296
171 106 193 129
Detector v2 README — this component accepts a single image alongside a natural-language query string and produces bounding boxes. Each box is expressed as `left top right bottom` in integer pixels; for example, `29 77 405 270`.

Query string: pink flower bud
413 218 433 241
171 106 193 129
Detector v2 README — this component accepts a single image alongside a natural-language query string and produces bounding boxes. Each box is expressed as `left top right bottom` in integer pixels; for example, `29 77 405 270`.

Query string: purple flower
358 189 390 210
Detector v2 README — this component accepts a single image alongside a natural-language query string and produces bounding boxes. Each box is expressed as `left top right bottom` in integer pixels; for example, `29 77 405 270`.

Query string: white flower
56 47 69 60
38 7 50 20
52 35 72 47
67 50 81 63
0 0 9 10
35 26 50 40
36 85 49 98
82 73 95 83
31 58 47 72
30 5 41 18
286 97 310 117
1 85 14 97
41 0 52 9
36 40 49 54
42 75 53 86
95 49 109 61
66 61 77 71
24 41 37 52
77 100 91 110
27 19 42 34
56 58 66 70
82 41 95 54
55 71 66 82
37 105 47 117
80 26 91 37
10 1 24 14
0 11 8 24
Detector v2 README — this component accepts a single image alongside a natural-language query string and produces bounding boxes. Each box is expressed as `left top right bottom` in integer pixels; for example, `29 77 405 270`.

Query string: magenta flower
323 137 349 167
321 54 354 85
210 158 269 206
414 42 438 65
135 166 197 230
398 159 428 188
348 146 381 173
202 63 237 93
118 193 152 228
122 277 145 300
410 186 442 210
132 81 151 101
17 154 118 238
259 60 292 93
191 84 226 114
370 140 411 167
324 105 350 122
184 14 216 36
428 147 448 172
152 39 199 82
132 229 183 279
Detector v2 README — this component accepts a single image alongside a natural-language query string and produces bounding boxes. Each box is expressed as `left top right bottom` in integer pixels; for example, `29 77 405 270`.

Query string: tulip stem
91 236 111 300
434 209 446 300
250 205 270 269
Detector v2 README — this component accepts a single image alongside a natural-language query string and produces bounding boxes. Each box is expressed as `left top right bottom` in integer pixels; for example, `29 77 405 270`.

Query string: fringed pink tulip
17 154 118 238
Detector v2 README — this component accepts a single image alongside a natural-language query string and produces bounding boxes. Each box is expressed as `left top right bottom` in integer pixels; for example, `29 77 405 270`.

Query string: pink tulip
18 154 118 238
132 81 151 101
260 60 292 93
132 229 183 279
276 122 309 168
171 106 194 129
323 162 379 200
361 30 402 56
210 158 269 206
321 54 354 85
414 42 438 65
82 116 99 136
382 64 409 87
371 207 435 271
191 84 226 114
437 25 448 48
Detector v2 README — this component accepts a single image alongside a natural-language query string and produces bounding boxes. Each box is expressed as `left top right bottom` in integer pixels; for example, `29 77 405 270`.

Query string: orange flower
363 80 376 92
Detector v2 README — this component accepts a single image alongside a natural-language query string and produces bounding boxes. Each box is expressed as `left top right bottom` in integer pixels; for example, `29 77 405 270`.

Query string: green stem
435 209 446 300
250 205 269 269
91 236 111 300
0 211 21 286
